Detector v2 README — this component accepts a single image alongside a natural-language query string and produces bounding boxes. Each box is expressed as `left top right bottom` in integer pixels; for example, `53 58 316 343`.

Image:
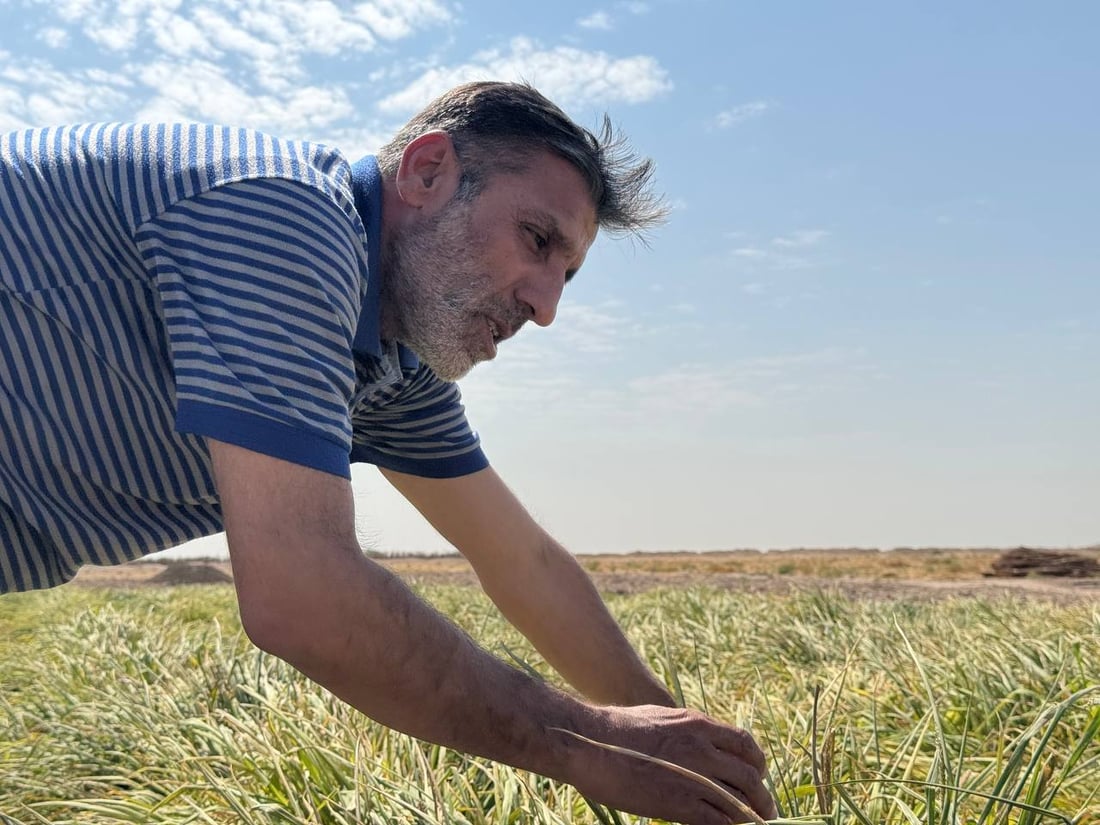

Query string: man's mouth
480 316 502 359
487 316 517 345
480 313 523 360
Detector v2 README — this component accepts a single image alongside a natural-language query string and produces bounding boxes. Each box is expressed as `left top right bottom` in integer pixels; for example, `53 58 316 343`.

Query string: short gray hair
376 81 668 238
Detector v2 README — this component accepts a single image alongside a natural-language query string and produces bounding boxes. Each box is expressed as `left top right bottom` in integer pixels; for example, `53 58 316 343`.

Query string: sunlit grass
2 584 1097 824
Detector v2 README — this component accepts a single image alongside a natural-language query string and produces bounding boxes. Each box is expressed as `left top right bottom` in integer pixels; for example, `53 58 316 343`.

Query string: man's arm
210 440 776 824
381 466 674 707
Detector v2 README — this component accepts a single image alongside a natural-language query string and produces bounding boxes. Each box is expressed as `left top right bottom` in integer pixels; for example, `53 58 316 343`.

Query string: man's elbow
232 568 347 677
229 541 364 677
236 585 304 660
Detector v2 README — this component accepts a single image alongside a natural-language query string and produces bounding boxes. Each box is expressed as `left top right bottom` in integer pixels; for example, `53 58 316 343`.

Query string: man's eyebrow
522 209 579 257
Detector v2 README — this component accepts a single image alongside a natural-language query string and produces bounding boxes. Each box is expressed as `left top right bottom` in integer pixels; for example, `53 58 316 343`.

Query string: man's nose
518 267 566 327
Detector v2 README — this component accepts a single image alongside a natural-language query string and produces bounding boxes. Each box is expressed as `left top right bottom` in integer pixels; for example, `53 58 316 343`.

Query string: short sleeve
350 365 489 478
135 178 366 478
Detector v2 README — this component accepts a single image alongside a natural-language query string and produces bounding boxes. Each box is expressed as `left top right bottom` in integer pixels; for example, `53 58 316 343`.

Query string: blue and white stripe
1 124 486 593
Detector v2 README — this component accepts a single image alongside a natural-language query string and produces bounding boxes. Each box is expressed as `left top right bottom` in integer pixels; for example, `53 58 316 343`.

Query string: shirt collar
349 155 419 370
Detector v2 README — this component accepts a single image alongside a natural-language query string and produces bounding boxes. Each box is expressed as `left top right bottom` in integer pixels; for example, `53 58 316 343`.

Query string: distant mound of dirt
986 547 1100 579
148 563 233 586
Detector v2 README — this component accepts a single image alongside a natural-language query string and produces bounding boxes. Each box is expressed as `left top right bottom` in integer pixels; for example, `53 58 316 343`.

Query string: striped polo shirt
0 123 488 593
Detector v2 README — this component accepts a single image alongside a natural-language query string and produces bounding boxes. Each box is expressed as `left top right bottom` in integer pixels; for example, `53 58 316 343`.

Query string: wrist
541 699 611 786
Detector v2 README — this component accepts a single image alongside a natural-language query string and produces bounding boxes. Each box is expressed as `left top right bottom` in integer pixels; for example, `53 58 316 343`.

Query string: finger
737 777 776 820
711 725 768 775
702 790 769 825
736 783 777 821
711 758 776 820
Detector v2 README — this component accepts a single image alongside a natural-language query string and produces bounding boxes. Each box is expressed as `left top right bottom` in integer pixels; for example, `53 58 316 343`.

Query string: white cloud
619 1 650 13
7 0 457 143
460 337 581 418
620 347 868 422
460 298 647 419
734 347 857 377
288 0 379 54
461 289 869 433
378 37 672 112
37 27 70 48
549 300 637 355
314 124 393 162
714 100 772 129
26 0 453 91
86 16 141 51
771 229 829 248
487 347 865 432
189 7 283 60
47 0 120 24
626 365 762 417
0 90 30 132
150 14 215 59
578 11 614 30
0 55 134 130
733 247 767 259
0 46 374 142
729 229 832 272
133 59 355 134
353 0 454 40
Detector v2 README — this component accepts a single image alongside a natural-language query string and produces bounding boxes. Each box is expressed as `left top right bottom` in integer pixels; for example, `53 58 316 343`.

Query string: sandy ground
69 550 1100 604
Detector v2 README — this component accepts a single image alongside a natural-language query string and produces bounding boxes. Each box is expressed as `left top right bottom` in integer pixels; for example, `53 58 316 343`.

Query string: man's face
382 151 598 381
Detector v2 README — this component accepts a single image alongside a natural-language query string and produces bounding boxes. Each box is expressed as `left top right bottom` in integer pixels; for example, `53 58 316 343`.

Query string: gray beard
379 200 507 382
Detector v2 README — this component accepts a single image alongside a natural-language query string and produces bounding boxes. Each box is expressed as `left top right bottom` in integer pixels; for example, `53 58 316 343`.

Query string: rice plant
1 583 1096 824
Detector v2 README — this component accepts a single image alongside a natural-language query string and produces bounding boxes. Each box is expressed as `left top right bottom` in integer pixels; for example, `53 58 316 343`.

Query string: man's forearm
250 544 594 779
377 467 672 707
473 535 675 707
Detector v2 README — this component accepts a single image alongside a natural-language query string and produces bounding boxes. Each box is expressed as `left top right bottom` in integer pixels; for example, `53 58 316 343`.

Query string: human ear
395 131 461 211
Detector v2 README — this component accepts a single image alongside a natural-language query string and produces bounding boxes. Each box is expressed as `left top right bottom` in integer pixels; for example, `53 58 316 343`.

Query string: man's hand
563 704 777 825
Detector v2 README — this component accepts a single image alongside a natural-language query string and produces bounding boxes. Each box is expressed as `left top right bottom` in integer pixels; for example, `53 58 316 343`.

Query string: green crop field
1 582 1097 824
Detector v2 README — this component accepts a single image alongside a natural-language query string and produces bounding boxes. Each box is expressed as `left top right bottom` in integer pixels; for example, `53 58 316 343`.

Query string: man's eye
527 225 548 250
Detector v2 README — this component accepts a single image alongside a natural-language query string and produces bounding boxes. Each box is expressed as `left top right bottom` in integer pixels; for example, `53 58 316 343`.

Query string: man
0 82 776 824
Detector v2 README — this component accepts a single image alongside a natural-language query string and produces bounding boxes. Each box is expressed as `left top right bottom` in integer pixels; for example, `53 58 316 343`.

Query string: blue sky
2 1 1096 554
